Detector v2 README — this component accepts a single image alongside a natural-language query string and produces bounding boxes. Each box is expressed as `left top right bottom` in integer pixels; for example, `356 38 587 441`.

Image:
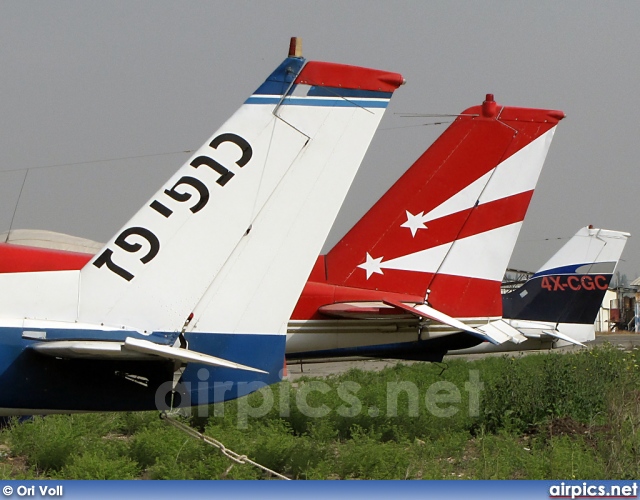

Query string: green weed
0 345 638 479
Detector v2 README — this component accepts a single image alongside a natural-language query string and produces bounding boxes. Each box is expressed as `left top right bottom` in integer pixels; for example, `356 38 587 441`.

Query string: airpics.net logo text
155 368 484 428
549 482 638 499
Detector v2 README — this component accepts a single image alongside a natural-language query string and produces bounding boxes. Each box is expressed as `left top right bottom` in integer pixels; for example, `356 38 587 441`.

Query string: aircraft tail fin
325 95 564 318
503 226 630 325
0 39 405 406
75 38 404 334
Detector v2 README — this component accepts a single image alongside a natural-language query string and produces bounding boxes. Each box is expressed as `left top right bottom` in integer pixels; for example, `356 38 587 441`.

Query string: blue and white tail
0 38 404 411
74 41 404 334
503 226 630 345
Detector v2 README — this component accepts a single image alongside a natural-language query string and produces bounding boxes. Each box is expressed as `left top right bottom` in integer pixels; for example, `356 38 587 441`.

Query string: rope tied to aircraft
160 411 291 480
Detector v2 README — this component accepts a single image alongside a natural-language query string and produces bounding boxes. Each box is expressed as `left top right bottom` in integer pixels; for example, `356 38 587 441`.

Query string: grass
1 344 639 479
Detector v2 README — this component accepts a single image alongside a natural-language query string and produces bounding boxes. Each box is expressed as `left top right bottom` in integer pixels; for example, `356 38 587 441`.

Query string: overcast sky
1 1 638 281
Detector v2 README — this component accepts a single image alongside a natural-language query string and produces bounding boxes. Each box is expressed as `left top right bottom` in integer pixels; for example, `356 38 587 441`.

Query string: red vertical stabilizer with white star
319 95 564 319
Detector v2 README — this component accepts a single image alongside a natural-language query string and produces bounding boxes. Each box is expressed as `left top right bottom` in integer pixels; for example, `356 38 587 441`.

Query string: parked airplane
287 225 630 362
4 224 625 366
1 95 576 367
285 95 566 362
450 225 629 355
0 38 404 414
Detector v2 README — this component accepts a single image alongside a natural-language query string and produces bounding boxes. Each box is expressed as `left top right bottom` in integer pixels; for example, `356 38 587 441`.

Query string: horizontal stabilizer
541 330 586 347
31 340 156 360
382 299 500 345
477 319 527 344
31 338 267 374
123 338 268 373
318 301 413 319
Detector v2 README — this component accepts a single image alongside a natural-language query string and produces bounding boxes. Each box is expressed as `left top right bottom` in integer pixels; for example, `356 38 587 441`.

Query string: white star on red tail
401 210 428 237
357 253 384 279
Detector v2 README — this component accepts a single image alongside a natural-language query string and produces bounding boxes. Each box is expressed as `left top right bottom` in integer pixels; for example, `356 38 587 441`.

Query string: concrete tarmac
285 333 640 381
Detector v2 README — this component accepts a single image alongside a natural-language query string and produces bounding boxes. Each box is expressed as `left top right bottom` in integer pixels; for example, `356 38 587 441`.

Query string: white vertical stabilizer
73 52 404 333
